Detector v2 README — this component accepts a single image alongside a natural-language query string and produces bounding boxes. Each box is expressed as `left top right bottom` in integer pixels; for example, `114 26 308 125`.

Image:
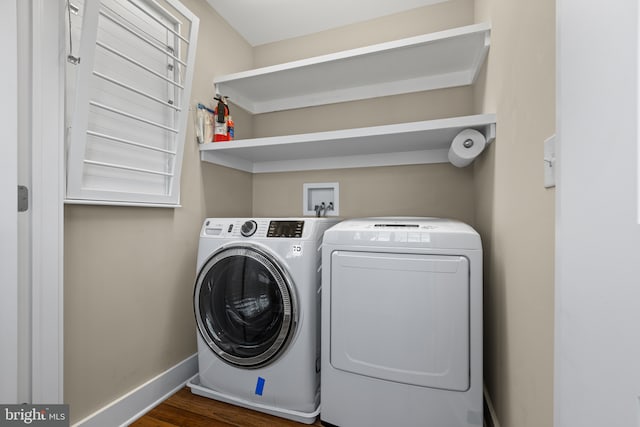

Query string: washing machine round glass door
194 246 297 368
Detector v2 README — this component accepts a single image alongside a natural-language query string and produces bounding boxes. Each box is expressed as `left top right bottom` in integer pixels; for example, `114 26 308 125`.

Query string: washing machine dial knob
241 220 257 237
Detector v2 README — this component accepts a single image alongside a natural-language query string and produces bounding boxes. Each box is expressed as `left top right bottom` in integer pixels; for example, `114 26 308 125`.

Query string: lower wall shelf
199 114 496 173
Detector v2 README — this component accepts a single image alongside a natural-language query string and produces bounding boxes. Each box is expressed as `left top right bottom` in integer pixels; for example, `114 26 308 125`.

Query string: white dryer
321 217 483 427
188 217 339 424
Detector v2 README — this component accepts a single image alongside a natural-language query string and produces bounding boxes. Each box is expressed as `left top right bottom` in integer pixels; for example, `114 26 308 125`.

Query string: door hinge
18 185 29 212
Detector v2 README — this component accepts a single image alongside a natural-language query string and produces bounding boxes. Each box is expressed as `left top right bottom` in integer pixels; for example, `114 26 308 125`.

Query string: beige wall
253 86 475 137
253 0 475 67
251 0 477 222
250 84 476 221
473 0 556 426
253 164 475 224
63 0 253 422
252 0 475 139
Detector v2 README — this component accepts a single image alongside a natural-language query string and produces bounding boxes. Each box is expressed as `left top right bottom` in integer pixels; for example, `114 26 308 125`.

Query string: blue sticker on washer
255 377 266 396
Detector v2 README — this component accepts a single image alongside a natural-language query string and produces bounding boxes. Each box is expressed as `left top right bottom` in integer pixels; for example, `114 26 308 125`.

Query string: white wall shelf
200 114 496 173
214 23 491 114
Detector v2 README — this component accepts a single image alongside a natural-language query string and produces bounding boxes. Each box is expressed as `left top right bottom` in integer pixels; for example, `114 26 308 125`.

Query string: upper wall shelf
214 23 491 114
200 114 496 173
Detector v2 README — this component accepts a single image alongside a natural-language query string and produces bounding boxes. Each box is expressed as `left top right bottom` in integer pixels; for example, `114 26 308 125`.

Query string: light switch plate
544 135 556 188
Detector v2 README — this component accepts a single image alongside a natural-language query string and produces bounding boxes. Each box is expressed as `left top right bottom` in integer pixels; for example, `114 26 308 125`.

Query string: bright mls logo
0 405 68 426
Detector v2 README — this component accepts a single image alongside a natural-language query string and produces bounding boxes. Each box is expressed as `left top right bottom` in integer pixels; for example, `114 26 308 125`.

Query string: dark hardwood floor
130 387 323 427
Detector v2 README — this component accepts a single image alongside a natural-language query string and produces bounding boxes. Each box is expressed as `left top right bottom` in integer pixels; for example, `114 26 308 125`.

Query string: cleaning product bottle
203 108 214 143
213 95 229 142
227 115 234 140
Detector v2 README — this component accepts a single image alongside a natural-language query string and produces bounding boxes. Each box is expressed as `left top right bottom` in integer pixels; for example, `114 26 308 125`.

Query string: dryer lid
323 217 481 250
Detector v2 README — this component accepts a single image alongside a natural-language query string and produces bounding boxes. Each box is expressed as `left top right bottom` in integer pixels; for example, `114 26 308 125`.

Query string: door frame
30 0 65 403
555 0 640 425
0 0 20 405
13 0 66 404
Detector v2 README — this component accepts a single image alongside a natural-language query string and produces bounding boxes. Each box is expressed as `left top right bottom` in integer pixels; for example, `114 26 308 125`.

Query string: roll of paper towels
448 128 487 168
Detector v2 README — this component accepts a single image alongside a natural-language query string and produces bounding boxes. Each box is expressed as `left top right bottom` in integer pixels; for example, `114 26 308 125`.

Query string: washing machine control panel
267 221 304 238
203 218 315 239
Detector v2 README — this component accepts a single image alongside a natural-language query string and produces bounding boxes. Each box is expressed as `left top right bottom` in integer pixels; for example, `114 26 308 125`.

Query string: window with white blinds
66 0 198 207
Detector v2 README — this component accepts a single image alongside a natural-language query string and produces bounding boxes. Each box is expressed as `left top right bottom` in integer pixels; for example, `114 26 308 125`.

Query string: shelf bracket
485 123 496 144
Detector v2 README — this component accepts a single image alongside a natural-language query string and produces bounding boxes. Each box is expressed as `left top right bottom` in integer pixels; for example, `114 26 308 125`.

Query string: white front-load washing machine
188 217 339 424
321 217 483 427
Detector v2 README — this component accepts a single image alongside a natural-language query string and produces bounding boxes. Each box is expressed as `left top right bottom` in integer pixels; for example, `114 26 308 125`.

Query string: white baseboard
484 385 501 427
72 353 198 427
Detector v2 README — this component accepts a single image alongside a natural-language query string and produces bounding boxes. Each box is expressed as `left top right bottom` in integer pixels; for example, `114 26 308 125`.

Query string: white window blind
66 0 198 207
